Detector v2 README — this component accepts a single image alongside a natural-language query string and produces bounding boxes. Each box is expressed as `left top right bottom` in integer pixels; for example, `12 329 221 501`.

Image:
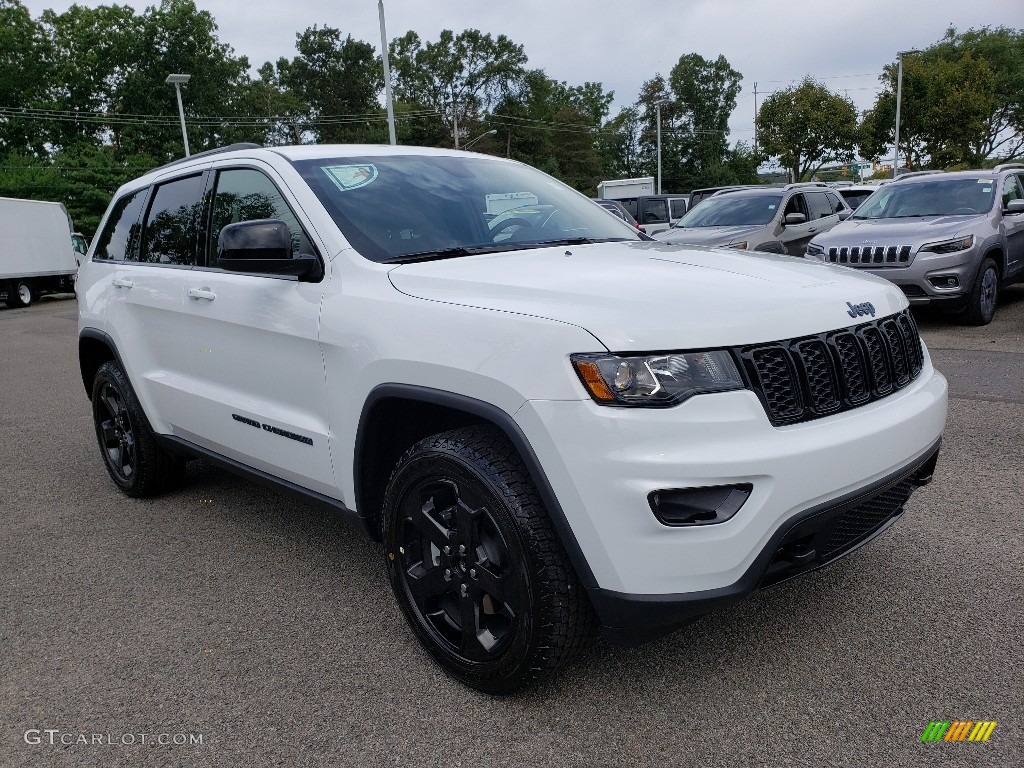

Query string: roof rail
784 181 830 190
893 170 945 179
993 162 1024 173
152 142 263 173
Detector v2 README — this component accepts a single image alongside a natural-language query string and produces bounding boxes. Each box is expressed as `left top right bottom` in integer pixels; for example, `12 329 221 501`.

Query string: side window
207 168 311 268
668 198 687 220
826 192 846 214
1002 175 1024 207
93 189 147 262
138 175 205 265
806 192 834 220
783 194 808 220
642 198 669 223
620 199 639 219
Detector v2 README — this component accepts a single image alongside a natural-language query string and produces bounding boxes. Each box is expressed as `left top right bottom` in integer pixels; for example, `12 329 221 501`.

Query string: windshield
675 194 782 227
852 178 996 219
290 154 639 262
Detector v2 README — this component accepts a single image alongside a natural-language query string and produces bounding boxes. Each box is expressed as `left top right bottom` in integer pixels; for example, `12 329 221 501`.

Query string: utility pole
753 82 758 157
378 0 397 145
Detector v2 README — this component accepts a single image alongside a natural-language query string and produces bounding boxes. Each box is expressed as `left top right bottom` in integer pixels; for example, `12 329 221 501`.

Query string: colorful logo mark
921 721 997 742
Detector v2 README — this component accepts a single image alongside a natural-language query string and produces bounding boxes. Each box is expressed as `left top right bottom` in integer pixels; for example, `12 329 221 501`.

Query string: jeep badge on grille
847 301 876 318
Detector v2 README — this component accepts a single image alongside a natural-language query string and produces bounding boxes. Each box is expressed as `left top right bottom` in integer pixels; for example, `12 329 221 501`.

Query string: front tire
91 361 184 497
965 257 998 326
382 425 593 694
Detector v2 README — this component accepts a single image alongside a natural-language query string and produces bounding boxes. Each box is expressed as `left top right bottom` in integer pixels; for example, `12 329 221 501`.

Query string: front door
177 164 336 497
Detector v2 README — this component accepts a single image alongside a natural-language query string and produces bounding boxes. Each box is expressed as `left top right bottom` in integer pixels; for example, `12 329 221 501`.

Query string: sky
17 0 1024 145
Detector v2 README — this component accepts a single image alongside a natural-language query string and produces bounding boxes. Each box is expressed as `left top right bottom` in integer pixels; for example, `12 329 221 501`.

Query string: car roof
891 169 996 184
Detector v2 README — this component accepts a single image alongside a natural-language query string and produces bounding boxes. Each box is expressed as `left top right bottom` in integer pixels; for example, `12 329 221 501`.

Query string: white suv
77 143 948 693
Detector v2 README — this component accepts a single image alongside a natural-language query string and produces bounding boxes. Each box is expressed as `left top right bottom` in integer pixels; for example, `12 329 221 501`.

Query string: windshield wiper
384 244 521 264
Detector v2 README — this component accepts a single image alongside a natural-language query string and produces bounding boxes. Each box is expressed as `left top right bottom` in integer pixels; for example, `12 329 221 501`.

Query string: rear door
639 197 672 234
177 162 336 497
103 172 207 431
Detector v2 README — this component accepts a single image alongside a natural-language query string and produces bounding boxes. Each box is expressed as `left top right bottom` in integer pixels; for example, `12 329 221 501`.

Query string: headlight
571 350 745 406
724 241 748 250
919 235 974 254
805 242 824 258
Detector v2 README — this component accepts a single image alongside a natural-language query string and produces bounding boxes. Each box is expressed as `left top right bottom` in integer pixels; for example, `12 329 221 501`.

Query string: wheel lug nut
458 544 467 555
460 584 468 597
443 545 451 555
469 569 477 579
443 568 452 581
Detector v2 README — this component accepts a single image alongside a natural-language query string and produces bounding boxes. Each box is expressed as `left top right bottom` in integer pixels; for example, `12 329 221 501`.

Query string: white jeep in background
77 143 947 693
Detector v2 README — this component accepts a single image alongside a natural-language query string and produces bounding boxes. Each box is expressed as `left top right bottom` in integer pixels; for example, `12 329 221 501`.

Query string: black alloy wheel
96 380 138 484
383 426 593 693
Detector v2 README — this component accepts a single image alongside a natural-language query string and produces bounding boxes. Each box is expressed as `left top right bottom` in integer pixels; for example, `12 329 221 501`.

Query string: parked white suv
77 143 947 693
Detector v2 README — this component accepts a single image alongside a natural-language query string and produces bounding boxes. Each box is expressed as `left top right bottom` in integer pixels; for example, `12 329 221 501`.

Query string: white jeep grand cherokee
77 144 947 693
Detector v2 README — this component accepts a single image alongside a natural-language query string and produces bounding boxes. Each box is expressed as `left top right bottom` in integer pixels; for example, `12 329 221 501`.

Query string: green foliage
861 27 1021 168
0 0 51 153
757 77 858 182
390 28 528 146
277 26 383 144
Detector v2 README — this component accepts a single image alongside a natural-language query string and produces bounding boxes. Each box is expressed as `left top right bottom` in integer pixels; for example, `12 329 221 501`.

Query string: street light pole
893 50 919 179
655 99 671 194
165 74 191 157
378 0 397 145
463 129 497 151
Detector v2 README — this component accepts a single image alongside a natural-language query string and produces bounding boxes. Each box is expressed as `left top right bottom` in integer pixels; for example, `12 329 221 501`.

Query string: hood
387 241 907 350
811 214 984 247
654 225 764 246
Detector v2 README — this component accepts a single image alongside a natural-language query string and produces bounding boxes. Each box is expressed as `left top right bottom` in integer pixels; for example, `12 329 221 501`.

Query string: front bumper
590 440 939 644
514 355 947 644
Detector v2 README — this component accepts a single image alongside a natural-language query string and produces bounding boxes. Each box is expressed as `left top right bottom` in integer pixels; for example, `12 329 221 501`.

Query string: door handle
187 287 216 301
112 278 134 289
808 227 817 233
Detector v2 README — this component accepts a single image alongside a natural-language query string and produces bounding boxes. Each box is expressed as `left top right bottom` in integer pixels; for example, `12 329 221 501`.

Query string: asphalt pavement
1 288 1021 767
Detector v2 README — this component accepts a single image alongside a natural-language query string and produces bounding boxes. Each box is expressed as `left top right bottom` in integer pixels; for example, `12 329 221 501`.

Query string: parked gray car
654 183 851 256
806 165 1024 325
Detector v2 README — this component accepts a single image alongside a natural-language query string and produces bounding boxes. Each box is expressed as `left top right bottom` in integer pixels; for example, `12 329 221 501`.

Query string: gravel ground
1 288 1021 768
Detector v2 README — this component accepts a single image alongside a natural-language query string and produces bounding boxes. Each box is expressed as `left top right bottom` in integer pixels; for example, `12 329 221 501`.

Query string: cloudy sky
19 0 1023 142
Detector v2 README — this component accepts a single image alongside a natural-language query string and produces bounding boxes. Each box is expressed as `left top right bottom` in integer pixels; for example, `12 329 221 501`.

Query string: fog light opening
928 275 959 289
648 484 753 526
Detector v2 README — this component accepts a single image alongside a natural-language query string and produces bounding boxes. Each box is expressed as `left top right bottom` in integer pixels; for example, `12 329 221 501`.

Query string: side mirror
784 212 807 225
218 219 320 280
1006 199 1024 214
837 209 852 221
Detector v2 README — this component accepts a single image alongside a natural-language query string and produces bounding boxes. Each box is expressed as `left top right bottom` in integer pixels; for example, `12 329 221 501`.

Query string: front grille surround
735 310 924 426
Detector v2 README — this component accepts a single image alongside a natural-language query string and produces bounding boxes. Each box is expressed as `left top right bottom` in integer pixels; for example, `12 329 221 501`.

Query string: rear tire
5 280 33 308
964 257 998 326
91 361 184 497
382 425 593 694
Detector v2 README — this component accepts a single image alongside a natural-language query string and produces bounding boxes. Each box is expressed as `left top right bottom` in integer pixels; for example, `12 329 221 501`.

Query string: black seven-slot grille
735 310 923 426
826 245 913 267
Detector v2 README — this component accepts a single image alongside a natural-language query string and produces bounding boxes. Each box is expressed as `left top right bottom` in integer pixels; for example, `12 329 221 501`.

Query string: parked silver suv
655 183 851 256
806 165 1024 325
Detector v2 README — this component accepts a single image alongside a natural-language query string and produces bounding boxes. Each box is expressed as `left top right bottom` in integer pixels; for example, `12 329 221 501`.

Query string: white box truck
0 197 79 308
596 177 655 200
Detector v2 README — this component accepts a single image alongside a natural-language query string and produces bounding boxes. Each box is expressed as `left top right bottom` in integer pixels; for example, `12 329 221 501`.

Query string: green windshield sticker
322 164 378 192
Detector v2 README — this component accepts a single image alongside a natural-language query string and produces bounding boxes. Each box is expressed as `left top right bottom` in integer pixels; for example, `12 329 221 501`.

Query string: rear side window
1003 175 1024 206
93 189 147 262
138 174 205 265
642 198 669 223
207 168 311 269
805 192 834 220
825 192 846 214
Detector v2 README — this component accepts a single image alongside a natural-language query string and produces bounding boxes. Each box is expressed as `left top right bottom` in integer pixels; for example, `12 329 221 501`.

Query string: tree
599 106 645 179
0 0 52 154
940 26 1024 161
757 77 858 182
668 53 742 183
859 50 996 169
277 26 382 144
112 0 255 159
390 29 527 147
